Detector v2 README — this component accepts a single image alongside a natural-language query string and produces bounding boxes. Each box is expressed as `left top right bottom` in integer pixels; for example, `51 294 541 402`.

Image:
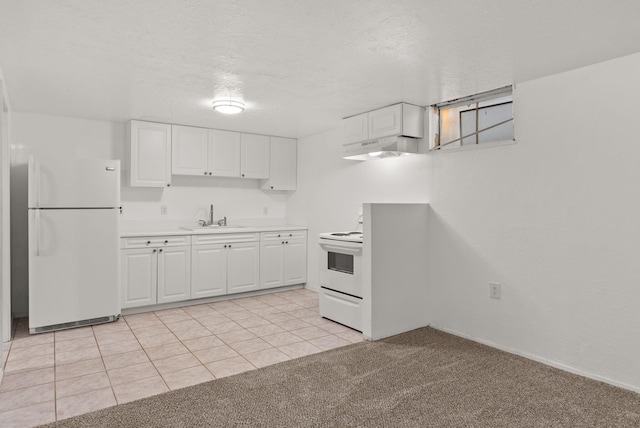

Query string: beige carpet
42 327 640 427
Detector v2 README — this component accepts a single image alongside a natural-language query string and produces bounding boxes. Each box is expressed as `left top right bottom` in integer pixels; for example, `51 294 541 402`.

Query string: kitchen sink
180 225 246 231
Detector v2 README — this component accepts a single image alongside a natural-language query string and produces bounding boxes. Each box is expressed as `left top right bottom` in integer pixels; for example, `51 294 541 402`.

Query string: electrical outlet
160 205 167 215
489 282 501 299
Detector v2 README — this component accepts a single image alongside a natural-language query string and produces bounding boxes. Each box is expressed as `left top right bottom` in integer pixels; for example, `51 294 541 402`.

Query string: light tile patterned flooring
0 289 362 427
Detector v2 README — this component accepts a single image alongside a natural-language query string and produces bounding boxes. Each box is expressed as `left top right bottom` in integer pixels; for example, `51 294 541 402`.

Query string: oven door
318 239 362 297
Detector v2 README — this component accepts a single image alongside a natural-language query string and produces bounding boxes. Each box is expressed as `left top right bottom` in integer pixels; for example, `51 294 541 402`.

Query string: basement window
429 86 514 151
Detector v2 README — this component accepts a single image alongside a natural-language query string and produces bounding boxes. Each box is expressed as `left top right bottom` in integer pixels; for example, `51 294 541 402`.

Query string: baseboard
430 325 640 394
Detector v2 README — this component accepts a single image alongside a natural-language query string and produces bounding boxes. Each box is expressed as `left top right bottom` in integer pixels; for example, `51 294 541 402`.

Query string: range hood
343 135 419 161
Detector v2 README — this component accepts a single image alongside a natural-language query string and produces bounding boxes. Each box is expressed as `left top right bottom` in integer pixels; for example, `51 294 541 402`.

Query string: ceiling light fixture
212 99 245 114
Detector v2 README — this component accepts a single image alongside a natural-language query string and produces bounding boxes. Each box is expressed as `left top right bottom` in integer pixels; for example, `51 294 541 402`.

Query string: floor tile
217 329 258 344
55 336 97 353
56 371 111 399
205 320 243 335
102 349 150 371
130 324 171 338
144 342 190 361
290 326 332 341
0 367 54 392
92 319 130 334
278 341 323 359
56 387 116 420
55 358 105 381
182 335 225 352
9 332 53 349
229 338 272 355
247 323 286 337
272 302 305 312
288 308 319 319
136 332 179 348
243 348 291 368
234 297 270 310
98 338 142 357
249 306 283 316
0 382 55 412
261 331 304 347
161 365 215 390
94 330 137 345
262 312 296 323
152 353 201 376
5 354 54 374
164 319 201 332
172 326 212 341
7 342 53 362
318 322 353 335
337 329 365 343
112 375 168 404
208 301 244 314
225 310 257 321
0 400 56 428
107 361 159 386
274 318 313 331
235 316 271 329
308 334 351 351
56 346 101 366
193 345 239 364
205 356 255 378
54 326 94 342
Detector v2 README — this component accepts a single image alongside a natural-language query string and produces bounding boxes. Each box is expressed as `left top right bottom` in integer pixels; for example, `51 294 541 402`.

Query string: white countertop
120 220 307 238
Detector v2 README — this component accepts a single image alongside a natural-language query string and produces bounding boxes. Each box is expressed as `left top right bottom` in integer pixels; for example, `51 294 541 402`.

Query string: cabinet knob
270 186 273 189
209 172 212 176
164 240 168 244
281 241 284 244
289 234 292 237
241 173 245 177
277 234 281 237
153 249 157 253
228 244 232 248
285 241 288 244
224 245 227 248
146 241 151 245
203 172 207 175
159 249 163 253
167 183 171 187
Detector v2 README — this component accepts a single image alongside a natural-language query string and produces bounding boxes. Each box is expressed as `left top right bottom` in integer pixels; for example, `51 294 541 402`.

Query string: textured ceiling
1 0 640 138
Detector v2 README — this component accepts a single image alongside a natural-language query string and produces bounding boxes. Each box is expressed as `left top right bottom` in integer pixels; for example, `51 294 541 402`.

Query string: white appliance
28 156 121 334
318 231 363 331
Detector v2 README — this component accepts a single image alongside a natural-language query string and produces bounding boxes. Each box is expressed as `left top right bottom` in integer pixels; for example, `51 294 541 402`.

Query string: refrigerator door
28 156 120 208
29 208 120 330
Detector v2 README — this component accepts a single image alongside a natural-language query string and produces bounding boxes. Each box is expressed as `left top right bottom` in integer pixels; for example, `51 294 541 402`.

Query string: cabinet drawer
121 235 191 249
192 233 259 246
260 230 307 241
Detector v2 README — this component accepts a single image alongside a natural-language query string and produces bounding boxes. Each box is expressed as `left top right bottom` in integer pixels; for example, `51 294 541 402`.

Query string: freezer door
28 156 120 208
29 208 120 330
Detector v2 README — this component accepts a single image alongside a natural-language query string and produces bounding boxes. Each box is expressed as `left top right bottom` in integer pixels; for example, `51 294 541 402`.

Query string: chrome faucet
209 204 214 226
217 216 227 227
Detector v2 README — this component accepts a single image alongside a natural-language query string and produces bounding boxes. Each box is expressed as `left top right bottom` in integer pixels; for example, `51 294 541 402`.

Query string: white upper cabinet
343 113 369 144
209 129 241 177
127 120 172 187
261 137 296 191
342 103 424 144
240 133 270 179
171 125 208 176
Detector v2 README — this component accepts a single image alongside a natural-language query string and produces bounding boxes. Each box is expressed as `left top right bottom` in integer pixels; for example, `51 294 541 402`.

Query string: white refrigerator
28 156 121 334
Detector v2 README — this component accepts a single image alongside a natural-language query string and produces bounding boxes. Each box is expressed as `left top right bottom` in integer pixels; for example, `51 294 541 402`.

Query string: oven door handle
319 240 362 255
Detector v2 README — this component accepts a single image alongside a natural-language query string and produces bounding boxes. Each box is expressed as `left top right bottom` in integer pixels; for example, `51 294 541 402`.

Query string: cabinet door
240 134 270 179
261 137 296 191
343 113 368 144
191 244 227 298
157 246 191 304
172 125 209 176
121 248 157 309
209 129 241 177
127 120 172 187
284 237 307 286
260 240 285 289
227 242 260 294
368 104 403 140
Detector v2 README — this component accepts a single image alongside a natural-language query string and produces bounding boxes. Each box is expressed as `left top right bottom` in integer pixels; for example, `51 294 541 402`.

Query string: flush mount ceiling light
212 99 245 114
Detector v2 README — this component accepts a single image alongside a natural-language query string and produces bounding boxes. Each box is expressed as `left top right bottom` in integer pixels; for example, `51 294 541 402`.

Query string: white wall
426 52 640 392
9 113 288 316
290 52 640 392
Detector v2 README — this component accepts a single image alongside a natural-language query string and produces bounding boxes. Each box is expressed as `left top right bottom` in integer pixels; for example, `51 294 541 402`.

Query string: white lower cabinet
121 236 191 309
260 230 307 289
191 234 260 298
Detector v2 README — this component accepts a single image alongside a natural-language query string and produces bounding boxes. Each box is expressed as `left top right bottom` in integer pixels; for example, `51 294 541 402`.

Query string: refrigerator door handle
35 160 41 208
35 209 41 256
